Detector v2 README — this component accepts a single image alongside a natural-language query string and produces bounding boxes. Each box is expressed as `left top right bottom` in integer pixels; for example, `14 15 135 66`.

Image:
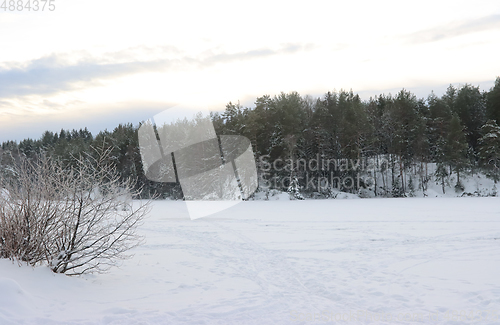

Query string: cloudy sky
1 0 499 142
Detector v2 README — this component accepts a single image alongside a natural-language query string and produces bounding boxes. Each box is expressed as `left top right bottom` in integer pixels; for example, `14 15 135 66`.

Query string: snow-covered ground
1 198 500 324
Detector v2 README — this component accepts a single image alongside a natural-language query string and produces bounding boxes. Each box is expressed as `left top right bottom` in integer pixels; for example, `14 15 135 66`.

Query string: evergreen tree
486 77 500 124
477 120 500 183
427 92 452 163
433 136 449 194
454 84 487 151
445 115 469 190
435 162 449 194
287 176 304 200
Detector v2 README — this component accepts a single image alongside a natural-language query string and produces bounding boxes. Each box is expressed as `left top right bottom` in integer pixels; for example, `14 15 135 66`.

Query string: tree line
2 77 500 198
213 78 500 196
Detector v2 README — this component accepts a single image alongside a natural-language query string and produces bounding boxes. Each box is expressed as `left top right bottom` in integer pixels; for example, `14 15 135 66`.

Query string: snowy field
1 198 500 324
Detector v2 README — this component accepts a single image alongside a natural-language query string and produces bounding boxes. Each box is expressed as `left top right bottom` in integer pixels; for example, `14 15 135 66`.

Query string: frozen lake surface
1 197 499 324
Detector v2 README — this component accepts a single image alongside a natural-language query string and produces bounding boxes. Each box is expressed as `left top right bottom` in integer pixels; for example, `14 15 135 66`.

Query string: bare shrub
0 145 152 275
0 154 62 265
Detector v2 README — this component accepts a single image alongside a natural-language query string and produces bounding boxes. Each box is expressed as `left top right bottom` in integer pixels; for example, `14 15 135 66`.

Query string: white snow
1 198 500 324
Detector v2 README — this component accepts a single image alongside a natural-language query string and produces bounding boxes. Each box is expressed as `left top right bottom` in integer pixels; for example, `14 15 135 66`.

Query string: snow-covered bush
287 177 304 200
0 145 152 275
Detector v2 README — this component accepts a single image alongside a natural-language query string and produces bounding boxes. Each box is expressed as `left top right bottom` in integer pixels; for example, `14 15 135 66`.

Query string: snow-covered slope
1 198 499 324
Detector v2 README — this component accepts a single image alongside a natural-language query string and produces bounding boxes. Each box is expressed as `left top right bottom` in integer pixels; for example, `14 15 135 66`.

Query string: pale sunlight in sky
0 0 499 141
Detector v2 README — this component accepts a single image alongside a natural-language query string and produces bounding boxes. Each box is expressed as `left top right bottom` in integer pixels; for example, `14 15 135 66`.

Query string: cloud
0 44 314 98
0 54 174 98
200 43 315 65
402 14 500 44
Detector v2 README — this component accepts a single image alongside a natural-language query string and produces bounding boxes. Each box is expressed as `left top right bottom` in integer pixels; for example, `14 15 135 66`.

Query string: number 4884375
1 0 56 11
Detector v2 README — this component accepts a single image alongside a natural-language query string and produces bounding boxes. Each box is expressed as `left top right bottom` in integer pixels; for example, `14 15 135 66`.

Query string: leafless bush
0 146 152 275
0 154 62 265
